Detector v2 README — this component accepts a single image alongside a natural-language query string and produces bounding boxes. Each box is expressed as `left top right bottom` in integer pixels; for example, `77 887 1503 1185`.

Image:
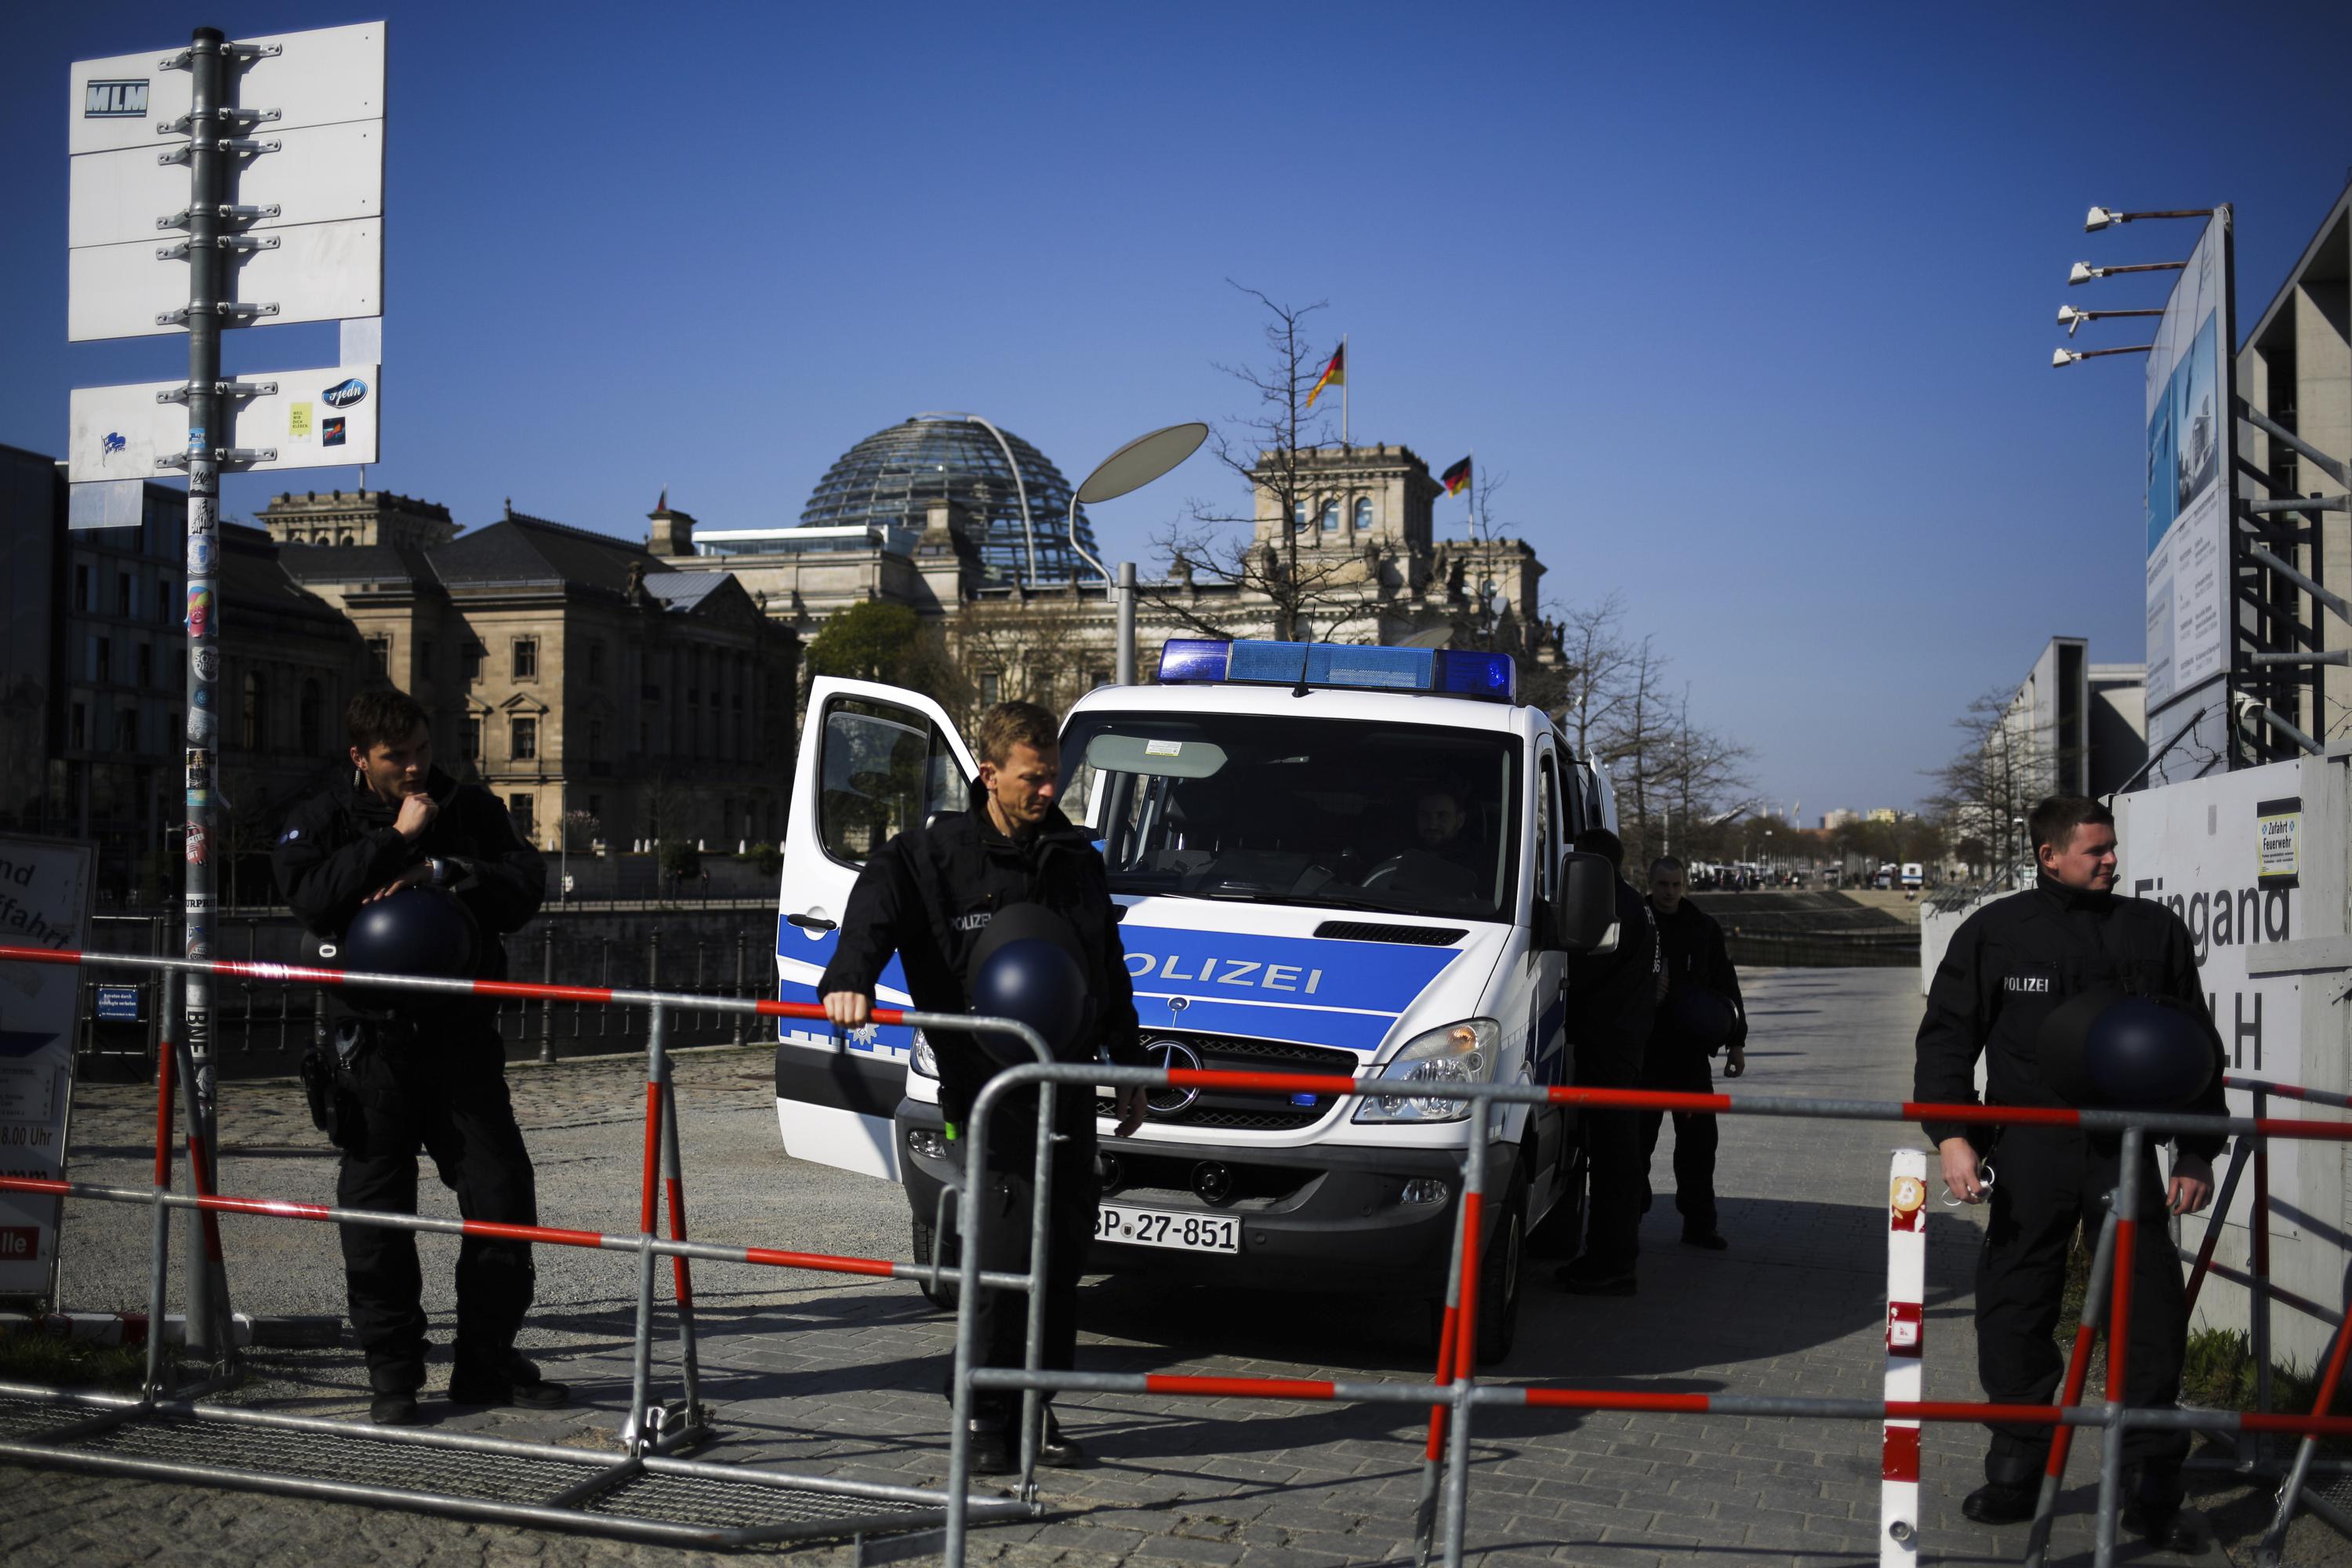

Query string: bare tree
1148 285 1375 643
1650 690 1751 864
1925 687 2050 885
1552 593 1639 764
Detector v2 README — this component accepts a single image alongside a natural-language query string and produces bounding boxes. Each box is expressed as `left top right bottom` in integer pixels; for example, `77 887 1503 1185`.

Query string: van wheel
1419 1181 1526 1367
1475 1183 1526 1366
909 1215 958 1312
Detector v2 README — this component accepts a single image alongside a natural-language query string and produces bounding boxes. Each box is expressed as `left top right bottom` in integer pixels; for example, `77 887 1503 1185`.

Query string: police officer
1638 855 1746 1250
1554 828 1661 1297
819 701 1149 1475
273 688 562 1427
1914 795 2222 1548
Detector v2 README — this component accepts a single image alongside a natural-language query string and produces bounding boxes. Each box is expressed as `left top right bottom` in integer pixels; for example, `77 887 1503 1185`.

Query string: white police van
771 638 1619 1360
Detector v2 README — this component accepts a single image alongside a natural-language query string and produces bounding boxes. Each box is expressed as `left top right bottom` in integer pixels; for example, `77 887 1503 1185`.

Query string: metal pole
1014 1083 1057 1494
1414 1170 1474 1566
731 927 747 1049
174 1035 233 1374
624 1004 666 1454
656 1046 702 1433
2093 1125 2144 1568
2254 1090 2275 1462
1116 562 1138 687
539 925 555 1065
2022 1205 2121 1568
142 968 180 1400
179 23 233 1362
1440 1125 1486 1568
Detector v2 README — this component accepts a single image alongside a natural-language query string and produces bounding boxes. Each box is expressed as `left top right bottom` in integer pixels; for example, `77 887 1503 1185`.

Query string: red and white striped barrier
1882 1150 1929 1563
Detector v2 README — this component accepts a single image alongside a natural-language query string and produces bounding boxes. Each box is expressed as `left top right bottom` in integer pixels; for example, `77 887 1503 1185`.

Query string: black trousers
1574 1044 1646 1274
335 1023 539 1395
1976 1127 2190 1486
955 1131 1098 1426
1638 1036 1718 1232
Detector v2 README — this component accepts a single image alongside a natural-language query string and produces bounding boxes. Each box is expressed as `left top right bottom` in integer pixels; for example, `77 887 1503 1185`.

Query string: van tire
910 1215 958 1311
1475 1180 1526 1365
1420 1176 1526 1367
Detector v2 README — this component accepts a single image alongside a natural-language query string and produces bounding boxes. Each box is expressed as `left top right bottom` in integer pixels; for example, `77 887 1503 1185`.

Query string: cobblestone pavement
1 969 2318 1566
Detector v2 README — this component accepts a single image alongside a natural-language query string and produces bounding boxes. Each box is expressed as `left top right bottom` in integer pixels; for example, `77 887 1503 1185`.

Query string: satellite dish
1076 423 1210 505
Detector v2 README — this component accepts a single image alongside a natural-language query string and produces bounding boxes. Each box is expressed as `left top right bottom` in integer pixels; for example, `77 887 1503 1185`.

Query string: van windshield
1060 711 1522 922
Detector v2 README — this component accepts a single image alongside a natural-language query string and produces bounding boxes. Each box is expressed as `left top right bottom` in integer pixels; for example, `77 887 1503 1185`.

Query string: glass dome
797 412 1099 586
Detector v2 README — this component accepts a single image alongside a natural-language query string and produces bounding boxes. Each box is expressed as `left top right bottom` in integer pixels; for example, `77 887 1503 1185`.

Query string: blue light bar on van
1156 639 1517 702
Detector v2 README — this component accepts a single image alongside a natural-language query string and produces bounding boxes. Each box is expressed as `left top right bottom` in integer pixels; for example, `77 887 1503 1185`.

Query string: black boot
2120 1466 2202 1552
449 1350 569 1409
1960 1481 2037 1526
1036 1412 1091 1469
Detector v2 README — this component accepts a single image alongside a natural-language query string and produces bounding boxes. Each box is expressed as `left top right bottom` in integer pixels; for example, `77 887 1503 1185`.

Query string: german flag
1439 456 1472 495
1305 342 1345 408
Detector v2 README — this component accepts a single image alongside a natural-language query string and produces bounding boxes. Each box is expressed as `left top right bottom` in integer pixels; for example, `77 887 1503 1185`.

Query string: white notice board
0 835 94 1301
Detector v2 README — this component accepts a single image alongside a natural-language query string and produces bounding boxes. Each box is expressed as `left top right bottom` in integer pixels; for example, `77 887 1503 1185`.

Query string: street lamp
2056 303 2162 337
2068 259 2184 286
1063 423 1210 685
2085 205 2216 233
2053 344 2154 368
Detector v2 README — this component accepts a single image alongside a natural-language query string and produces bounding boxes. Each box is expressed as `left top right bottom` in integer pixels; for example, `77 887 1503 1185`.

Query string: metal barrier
9 936 2352 1564
2181 1074 2352 1565
0 942 1047 1549
941 1059 2352 1568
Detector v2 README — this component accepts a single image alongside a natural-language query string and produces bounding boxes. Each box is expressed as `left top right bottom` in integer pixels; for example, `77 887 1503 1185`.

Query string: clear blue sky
9 2 2350 817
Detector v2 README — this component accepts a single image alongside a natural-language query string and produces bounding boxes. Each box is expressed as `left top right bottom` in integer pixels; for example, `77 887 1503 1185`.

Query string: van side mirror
1552 851 1617 953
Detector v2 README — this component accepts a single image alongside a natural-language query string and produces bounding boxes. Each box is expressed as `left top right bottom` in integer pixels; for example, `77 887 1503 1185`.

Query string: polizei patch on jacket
2003 971 2053 994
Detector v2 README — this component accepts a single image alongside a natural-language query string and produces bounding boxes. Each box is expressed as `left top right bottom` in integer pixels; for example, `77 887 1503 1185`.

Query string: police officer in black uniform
1554 828 1661 1297
1638 855 1746 1250
273 688 563 1426
1914 795 2222 1548
818 701 1149 1475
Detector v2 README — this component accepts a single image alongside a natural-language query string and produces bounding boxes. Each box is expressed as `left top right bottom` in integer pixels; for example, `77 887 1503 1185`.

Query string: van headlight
1353 1019 1497 1123
910 1031 938 1079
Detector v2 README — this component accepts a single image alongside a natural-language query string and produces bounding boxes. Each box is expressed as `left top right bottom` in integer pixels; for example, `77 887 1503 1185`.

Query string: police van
771 638 1620 1360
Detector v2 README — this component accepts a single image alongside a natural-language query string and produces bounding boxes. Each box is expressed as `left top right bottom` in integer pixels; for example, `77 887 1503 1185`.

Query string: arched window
1353 497 1374 533
241 671 265 751
1291 501 1311 533
1319 499 1340 532
298 679 322 756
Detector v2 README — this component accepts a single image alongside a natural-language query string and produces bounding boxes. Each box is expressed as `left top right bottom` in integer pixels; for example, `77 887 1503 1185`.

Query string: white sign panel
69 21 385 157
69 219 381 342
0 835 94 1299
2143 215 2234 764
69 365 381 481
68 121 383 249
2118 760 2304 1221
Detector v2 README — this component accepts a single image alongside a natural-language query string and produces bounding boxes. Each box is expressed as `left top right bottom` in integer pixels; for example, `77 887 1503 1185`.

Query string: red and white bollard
1882 1149 1929 1564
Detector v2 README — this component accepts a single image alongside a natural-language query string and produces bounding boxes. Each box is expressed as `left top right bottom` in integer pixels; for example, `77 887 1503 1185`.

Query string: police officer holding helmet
273 688 561 1426
820 701 1149 1474
1914 795 2224 1548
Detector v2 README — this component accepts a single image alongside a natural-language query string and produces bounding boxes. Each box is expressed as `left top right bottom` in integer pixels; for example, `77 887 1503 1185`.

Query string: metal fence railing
7 938 2351 1566
73 916 785 1073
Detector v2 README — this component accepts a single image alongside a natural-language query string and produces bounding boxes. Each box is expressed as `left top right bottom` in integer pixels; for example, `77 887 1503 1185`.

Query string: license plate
1094 1203 1240 1254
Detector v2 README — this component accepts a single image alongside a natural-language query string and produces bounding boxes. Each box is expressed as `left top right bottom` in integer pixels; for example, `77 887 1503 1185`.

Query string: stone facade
268 499 799 853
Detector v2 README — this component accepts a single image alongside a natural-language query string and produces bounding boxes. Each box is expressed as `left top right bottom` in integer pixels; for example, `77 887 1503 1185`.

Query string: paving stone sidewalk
0 969 2312 1565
